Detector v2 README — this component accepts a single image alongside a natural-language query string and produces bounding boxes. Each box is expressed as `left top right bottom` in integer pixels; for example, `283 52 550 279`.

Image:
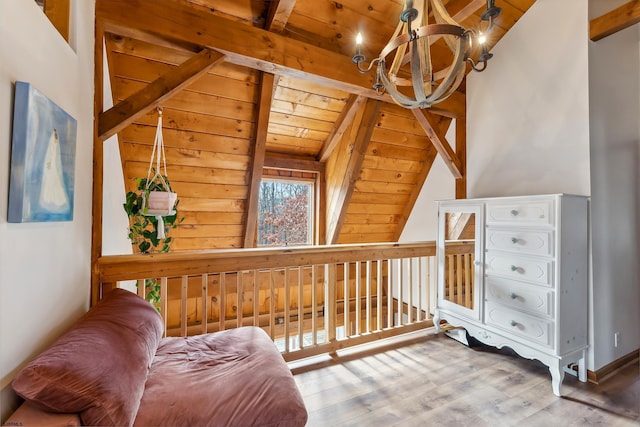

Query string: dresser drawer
485 302 553 347
485 253 553 286
485 276 553 316
486 229 553 257
486 199 554 226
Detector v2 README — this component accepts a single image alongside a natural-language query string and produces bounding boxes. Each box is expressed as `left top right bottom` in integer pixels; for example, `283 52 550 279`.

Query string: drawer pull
510 209 519 217
509 292 518 300
510 320 518 327
511 237 519 244
510 265 519 272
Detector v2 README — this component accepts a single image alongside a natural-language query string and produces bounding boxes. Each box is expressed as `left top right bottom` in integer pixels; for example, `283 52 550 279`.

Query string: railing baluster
456 254 463 306
311 265 317 346
237 271 243 329
407 258 413 324
220 273 226 331
398 259 403 326
387 259 392 328
343 262 349 337
284 268 290 353
376 260 382 331
137 278 145 299
417 257 423 322
464 254 472 309
366 260 371 333
160 277 168 337
446 255 454 304
355 262 361 335
181 275 188 337
253 269 259 327
298 266 303 350
201 274 208 334
327 263 337 343
269 269 275 340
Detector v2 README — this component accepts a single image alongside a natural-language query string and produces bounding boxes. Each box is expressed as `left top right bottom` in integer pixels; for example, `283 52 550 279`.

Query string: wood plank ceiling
96 0 534 251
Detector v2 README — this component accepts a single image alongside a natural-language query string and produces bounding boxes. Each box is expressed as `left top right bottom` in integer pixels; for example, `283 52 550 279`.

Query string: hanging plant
123 175 181 254
122 107 183 305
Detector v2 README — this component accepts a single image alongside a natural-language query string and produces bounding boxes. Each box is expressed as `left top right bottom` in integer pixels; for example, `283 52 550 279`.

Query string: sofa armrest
5 401 81 427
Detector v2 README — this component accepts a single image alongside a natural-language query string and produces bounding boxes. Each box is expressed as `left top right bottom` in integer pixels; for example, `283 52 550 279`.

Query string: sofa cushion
134 327 308 427
12 288 163 426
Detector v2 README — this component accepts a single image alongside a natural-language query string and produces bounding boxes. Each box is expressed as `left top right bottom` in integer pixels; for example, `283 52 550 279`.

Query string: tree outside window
258 179 313 246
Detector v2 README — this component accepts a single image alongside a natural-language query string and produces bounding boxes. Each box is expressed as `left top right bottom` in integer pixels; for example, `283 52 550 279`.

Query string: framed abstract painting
8 81 77 222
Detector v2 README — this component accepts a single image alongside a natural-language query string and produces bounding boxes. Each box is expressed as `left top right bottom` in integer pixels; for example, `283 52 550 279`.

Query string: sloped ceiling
96 0 534 250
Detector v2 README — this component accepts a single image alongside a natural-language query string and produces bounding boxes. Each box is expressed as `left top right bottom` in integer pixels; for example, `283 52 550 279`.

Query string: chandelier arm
354 57 380 74
467 57 488 72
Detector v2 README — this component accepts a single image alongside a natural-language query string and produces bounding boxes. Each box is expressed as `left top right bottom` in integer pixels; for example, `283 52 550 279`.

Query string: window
257 179 314 247
34 0 70 42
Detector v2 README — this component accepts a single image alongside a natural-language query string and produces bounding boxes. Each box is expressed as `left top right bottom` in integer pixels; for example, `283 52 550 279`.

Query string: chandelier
352 0 501 109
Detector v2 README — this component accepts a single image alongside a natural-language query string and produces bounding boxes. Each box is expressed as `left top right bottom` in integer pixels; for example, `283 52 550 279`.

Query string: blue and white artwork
8 81 77 222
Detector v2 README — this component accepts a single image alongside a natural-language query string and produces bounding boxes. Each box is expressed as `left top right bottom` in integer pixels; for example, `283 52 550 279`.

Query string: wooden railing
95 242 436 361
443 241 475 310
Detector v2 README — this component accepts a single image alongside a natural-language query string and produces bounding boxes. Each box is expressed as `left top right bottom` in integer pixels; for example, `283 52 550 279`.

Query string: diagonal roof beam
326 99 381 244
95 0 463 119
98 48 224 140
317 95 366 162
411 108 463 179
243 72 276 248
590 1 640 41
428 0 487 45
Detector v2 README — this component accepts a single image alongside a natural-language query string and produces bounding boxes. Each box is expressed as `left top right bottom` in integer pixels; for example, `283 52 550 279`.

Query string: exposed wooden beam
95 0 461 118
317 95 366 162
266 0 297 33
102 21 201 54
91 20 106 306
243 73 276 248
326 99 381 244
428 0 486 45
411 108 463 179
455 114 467 199
243 74 275 248
98 49 224 140
265 153 325 173
590 1 640 41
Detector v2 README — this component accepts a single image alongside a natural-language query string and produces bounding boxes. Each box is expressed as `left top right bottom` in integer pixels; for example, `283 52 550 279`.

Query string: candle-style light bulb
478 33 487 45
354 32 364 60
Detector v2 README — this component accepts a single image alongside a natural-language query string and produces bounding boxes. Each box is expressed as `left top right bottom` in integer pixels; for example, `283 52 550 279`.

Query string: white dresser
433 194 588 396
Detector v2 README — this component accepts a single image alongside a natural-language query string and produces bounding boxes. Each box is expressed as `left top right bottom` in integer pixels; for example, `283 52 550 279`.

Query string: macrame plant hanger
142 106 177 239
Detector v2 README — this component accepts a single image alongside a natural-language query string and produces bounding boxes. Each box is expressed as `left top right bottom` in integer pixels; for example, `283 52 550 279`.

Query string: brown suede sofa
7 288 308 427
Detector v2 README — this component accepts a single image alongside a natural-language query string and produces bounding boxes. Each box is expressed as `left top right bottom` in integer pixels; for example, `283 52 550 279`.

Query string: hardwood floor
292 333 639 426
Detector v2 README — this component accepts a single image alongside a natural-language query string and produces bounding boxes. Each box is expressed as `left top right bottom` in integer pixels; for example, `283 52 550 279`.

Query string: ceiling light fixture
352 0 501 109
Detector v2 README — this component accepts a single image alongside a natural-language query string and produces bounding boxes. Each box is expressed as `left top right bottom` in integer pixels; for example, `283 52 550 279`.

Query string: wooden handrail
96 241 439 360
96 242 436 282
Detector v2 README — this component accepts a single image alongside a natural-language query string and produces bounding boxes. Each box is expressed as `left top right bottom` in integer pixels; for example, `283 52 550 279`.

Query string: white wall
587 0 640 370
102 47 133 257
466 0 591 198
0 0 94 420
